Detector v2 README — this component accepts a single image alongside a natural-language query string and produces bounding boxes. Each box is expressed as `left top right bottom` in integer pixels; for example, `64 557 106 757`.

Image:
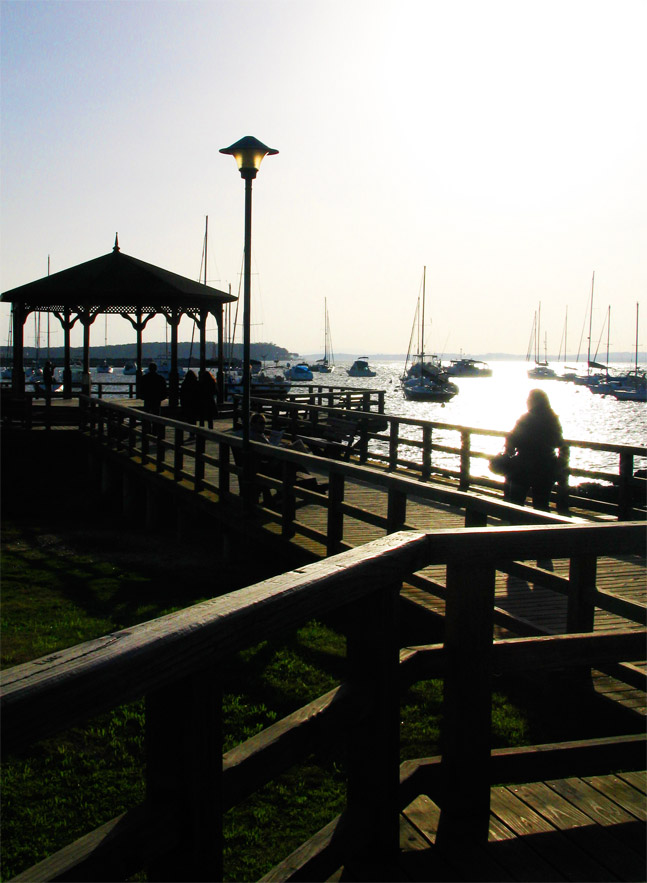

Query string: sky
1 0 645 359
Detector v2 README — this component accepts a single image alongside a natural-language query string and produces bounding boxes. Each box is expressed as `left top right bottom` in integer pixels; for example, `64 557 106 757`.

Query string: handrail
240 395 646 520
2 523 644 881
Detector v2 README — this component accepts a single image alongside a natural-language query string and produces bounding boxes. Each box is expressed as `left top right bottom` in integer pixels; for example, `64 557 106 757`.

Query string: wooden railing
2 521 644 882
241 397 646 520
81 398 646 654
280 383 385 413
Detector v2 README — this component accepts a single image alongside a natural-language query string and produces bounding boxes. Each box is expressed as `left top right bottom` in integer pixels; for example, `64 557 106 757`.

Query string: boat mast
587 271 595 375
636 302 639 378
420 266 426 365
606 305 610 376
204 216 208 285
47 255 51 359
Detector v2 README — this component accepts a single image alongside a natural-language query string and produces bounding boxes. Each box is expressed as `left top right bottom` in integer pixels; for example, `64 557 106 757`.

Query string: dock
1 395 645 882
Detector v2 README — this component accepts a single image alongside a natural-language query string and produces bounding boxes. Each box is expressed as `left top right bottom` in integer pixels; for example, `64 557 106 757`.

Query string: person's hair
250 412 266 427
527 388 552 412
149 362 157 372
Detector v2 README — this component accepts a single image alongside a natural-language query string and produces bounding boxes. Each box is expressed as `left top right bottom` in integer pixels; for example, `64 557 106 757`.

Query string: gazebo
0 237 236 407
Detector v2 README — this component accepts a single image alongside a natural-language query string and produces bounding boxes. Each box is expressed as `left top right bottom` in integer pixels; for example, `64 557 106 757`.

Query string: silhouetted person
180 370 199 425
43 361 55 405
198 369 218 428
505 388 565 511
140 362 167 416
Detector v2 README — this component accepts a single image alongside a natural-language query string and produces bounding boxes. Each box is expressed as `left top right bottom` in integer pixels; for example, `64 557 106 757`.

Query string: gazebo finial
113 233 120 252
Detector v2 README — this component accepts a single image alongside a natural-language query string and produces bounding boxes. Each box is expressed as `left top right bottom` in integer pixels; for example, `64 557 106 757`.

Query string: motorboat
284 362 313 381
226 368 291 399
445 358 492 378
123 361 138 375
150 361 186 381
96 360 113 374
347 357 376 378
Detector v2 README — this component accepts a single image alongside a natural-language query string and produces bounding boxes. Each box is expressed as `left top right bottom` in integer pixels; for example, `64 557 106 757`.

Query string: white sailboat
527 302 556 379
401 267 458 402
309 300 335 373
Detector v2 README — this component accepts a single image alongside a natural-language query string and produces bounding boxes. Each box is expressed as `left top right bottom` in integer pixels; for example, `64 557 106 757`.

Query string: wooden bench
299 416 360 461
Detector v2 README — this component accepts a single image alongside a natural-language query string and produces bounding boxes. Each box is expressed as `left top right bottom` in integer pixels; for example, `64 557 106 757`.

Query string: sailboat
610 303 646 401
527 302 556 379
401 267 458 402
97 314 113 373
309 300 335 373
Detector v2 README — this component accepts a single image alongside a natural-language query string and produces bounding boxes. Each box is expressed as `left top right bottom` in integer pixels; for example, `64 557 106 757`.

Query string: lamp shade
219 136 278 176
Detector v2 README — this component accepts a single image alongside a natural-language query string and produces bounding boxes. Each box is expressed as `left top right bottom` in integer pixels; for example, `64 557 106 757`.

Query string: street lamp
220 136 278 456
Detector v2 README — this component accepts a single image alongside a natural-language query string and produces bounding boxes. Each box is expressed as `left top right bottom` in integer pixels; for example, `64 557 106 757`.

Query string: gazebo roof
1 243 236 314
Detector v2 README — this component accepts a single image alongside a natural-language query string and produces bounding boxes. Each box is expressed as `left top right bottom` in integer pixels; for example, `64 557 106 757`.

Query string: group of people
140 363 219 429
179 368 219 428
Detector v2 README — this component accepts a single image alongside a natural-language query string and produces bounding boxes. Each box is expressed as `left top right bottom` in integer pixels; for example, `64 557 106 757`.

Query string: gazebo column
216 306 225 403
54 308 78 398
79 310 93 396
169 307 181 409
199 308 207 378
11 303 25 395
122 310 154 399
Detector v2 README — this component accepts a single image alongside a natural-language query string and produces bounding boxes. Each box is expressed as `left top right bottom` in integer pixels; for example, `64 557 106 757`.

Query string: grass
0 489 533 883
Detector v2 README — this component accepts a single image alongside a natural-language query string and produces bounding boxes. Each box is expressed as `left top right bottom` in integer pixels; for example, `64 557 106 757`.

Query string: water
329 359 646 479
101 361 646 478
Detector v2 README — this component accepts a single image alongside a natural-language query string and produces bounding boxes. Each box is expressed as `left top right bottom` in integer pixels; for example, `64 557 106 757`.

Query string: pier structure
0 237 235 405
1 395 645 881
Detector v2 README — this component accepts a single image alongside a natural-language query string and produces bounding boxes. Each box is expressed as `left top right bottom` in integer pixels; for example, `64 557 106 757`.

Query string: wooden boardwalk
4 405 646 882
393 770 647 883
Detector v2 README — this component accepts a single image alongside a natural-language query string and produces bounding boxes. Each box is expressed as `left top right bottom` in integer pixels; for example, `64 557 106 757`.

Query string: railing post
195 436 205 494
567 555 597 633
437 559 495 845
218 441 231 497
281 461 297 538
156 423 166 472
386 487 406 533
422 424 432 481
459 429 471 491
358 420 369 463
146 670 223 882
618 452 634 520
326 471 345 555
388 419 399 471
174 427 184 481
344 579 400 869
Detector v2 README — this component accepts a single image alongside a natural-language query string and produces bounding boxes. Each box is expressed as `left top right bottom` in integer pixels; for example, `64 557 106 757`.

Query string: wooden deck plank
509 781 645 882
545 778 647 856
487 815 568 882
582 775 647 822
489 785 620 882
402 795 515 882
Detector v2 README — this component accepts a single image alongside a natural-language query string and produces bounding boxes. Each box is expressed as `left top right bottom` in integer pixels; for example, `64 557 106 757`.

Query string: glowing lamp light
219 136 279 179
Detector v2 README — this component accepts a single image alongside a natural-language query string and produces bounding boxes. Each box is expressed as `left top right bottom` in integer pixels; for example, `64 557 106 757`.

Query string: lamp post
219 136 278 455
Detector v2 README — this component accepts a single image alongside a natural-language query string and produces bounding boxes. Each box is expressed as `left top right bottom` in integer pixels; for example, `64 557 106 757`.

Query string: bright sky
1 0 645 358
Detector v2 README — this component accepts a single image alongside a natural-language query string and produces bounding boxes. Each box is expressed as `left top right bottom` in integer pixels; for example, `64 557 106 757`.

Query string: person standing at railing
504 388 566 511
42 361 55 406
140 363 167 416
197 369 218 429
180 369 199 425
